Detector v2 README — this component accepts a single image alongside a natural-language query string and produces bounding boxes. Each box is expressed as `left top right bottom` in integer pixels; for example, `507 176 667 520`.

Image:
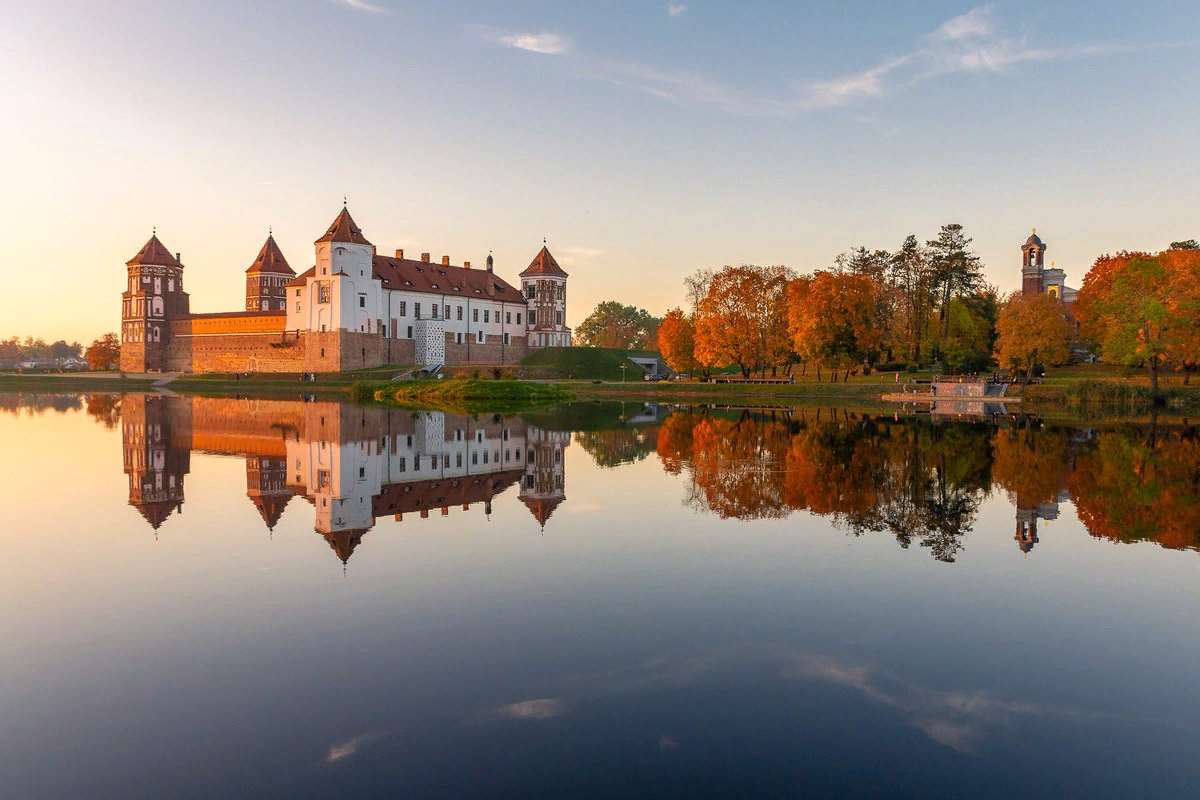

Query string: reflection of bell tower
122 395 190 532
519 426 569 531
1015 508 1039 556
246 456 293 532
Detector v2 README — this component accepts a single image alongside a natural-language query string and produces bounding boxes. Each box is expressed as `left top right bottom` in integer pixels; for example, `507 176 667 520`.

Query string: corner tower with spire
246 233 295 311
519 245 572 348
121 234 189 372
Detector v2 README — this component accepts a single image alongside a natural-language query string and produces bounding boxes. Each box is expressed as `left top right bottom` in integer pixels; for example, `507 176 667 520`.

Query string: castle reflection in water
106 394 1200 564
122 395 567 563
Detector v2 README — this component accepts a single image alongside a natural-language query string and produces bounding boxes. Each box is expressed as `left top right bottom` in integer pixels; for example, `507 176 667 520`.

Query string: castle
121 206 572 373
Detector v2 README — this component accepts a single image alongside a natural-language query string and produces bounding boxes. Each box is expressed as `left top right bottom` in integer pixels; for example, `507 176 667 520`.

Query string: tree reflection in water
644 407 1199 560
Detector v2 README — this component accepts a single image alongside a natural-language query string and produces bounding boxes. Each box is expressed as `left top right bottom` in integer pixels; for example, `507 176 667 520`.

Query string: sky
1 0 1198 344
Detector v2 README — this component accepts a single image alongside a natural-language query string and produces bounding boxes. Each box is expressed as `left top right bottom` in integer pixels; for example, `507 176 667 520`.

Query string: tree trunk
1185 367 1193 386
1150 355 1159 392
816 364 822 382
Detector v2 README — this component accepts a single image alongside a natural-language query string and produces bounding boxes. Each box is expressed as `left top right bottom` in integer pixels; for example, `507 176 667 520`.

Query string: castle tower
121 234 189 372
519 425 569 531
245 234 295 312
520 246 571 348
246 455 293 531
1021 229 1046 296
122 395 190 532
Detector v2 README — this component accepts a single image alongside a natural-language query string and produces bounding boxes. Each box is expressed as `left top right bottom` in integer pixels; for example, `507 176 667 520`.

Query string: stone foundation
444 334 528 365
126 310 534 373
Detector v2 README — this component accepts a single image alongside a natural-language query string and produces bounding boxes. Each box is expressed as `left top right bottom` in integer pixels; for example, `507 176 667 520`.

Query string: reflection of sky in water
0 397 1197 798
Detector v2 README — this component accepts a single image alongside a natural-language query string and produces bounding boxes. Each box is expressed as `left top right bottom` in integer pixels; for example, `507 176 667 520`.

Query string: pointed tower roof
315 206 372 247
523 496 564 529
246 234 295 275
133 500 177 530
250 494 293 530
126 234 182 268
519 246 569 278
323 528 367 564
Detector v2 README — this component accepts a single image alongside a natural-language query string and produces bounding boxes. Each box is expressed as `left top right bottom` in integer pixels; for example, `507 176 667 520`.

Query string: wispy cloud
494 698 567 720
486 5 1194 117
931 4 995 42
332 0 392 14
484 29 571 55
324 733 386 763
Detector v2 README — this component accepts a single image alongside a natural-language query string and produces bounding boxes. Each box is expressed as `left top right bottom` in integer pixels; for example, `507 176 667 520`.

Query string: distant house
18 358 54 369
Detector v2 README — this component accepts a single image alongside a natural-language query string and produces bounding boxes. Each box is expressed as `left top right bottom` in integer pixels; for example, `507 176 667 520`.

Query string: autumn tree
85 333 121 370
694 265 794 377
927 224 983 343
576 302 661 350
1160 247 1200 383
1078 255 1176 391
787 271 881 381
994 292 1073 381
657 308 701 375
836 246 897 365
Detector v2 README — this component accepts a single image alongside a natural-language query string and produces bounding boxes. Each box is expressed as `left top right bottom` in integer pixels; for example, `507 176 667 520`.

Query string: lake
1 392 1197 798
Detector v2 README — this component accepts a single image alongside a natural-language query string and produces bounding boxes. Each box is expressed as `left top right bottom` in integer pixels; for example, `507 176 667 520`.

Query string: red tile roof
519 246 568 278
372 256 521 299
372 471 523 518
246 234 295 275
127 234 182 268
315 207 372 247
287 266 316 288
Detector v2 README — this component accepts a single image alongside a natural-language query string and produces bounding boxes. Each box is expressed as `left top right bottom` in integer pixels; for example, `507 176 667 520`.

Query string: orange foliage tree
1160 247 1200 383
993 292 1073 380
694 265 793 377
787 271 881 381
85 333 120 370
657 308 701 375
1075 249 1199 390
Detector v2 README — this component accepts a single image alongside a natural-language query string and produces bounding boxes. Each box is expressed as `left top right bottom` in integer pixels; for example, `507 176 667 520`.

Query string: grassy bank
351 378 575 413
1016 379 1200 412
520 347 664 381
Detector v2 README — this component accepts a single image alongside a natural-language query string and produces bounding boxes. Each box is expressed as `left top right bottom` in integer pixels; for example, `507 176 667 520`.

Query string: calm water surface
1 393 1198 798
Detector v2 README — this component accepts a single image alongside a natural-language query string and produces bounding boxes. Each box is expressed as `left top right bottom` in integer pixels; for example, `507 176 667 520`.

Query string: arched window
151 297 164 317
